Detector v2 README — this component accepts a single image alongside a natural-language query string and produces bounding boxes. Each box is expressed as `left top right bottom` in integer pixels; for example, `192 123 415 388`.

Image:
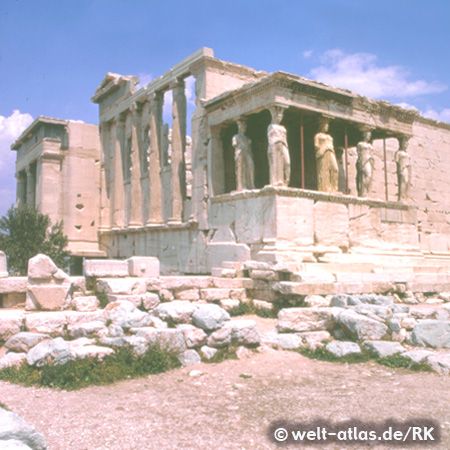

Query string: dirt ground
1 318 450 450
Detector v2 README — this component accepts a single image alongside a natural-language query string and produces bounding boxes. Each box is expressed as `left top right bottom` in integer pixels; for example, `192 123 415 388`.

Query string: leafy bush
0 345 180 391
0 205 70 275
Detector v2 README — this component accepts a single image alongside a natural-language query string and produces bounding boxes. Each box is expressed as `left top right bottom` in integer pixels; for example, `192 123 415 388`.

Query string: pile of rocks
0 298 260 370
267 293 450 374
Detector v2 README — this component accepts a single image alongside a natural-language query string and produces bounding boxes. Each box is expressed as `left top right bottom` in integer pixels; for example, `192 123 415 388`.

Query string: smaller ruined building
12 117 104 270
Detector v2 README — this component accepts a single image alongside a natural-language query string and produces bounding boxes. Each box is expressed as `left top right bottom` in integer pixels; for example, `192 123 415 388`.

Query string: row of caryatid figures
232 110 412 202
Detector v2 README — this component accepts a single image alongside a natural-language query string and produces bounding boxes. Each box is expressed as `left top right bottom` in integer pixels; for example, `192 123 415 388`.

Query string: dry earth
1 317 450 450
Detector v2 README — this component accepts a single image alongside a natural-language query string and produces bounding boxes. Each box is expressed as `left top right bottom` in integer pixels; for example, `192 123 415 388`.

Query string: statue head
398 136 410 151
269 106 284 125
318 117 330 133
236 118 247 134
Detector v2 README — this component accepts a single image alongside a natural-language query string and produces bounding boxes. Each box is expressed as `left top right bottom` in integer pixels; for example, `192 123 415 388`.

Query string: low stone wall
1 254 450 375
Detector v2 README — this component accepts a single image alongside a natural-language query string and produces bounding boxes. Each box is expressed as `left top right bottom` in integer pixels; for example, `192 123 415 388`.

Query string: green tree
0 205 70 275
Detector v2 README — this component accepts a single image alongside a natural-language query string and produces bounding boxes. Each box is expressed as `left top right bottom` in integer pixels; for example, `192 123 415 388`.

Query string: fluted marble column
127 104 143 227
25 166 35 208
16 172 26 208
147 92 163 225
168 79 187 224
111 116 125 229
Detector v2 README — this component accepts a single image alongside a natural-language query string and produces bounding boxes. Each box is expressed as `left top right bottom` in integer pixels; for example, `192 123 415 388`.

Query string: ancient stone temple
12 117 104 270
90 48 450 274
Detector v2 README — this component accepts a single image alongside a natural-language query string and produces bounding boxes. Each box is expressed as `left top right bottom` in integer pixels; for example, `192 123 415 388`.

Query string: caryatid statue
314 117 339 192
356 127 375 197
232 118 255 191
395 136 411 201
267 106 290 186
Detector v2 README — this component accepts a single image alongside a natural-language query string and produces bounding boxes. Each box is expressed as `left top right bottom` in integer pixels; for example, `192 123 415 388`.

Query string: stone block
103 300 152 329
223 319 260 346
199 345 218 360
72 296 99 312
142 293 160 311
304 295 330 307
26 337 74 367
174 289 200 301
275 333 304 349
65 311 105 326
206 243 251 271
68 321 107 338
0 277 27 294
0 352 27 370
336 309 388 341
326 341 361 357
277 307 335 333
0 250 7 277
25 312 67 335
178 349 201 366
127 256 160 278
106 294 143 308
176 324 208 348
192 304 230 331
27 254 59 280
155 329 186 353
277 196 314 245
314 201 349 248
97 278 147 295
402 349 433 363
250 270 278 281
299 330 331 350
362 341 406 357
426 353 450 374
83 259 129 278
5 332 50 353
160 276 212 290
153 300 197 324
219 299 240 311
0 406 48 450
409 320 450 348
207 326 232 348
26 285 71 311
0 311 25 341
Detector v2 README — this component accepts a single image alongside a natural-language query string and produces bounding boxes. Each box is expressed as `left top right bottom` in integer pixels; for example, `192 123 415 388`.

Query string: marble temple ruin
13 48 450 275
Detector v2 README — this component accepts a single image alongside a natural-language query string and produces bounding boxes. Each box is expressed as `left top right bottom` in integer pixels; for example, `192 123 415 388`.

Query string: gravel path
1 344 450 450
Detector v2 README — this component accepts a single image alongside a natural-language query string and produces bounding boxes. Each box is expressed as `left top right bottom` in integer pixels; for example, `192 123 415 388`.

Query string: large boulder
409 320 450 348
0 407 47 450
27 254 59 280
191 304 230 331
0 353 27 370
5 333 50 353
26 337 74 367
362 341 406 358
222 319 260 346
336 309 388 341
103 301 152 329
153 301 197 324
326 341 361 358
277 307 335 333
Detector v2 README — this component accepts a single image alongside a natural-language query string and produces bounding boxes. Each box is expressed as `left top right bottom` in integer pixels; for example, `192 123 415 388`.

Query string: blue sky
1 0 450 218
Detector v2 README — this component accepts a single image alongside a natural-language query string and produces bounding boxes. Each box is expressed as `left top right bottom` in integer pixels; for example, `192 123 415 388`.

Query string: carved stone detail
232 118 254 191
267 106 290 187
356 127 375 197
314 117 338 193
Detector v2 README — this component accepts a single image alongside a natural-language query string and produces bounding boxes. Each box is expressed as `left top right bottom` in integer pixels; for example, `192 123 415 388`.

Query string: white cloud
137 73 153 89
308 50 447 99
0 110 34 216
303 50 313 59
423 108 450 123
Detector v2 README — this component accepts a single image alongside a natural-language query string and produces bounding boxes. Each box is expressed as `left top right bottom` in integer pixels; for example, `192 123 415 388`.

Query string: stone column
267 106 290 187
111 116 125 229
168 79 187 224
99 121 111 230
147 92 163 225
127 105 143 227
15 172 26 208
25 166 35 208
